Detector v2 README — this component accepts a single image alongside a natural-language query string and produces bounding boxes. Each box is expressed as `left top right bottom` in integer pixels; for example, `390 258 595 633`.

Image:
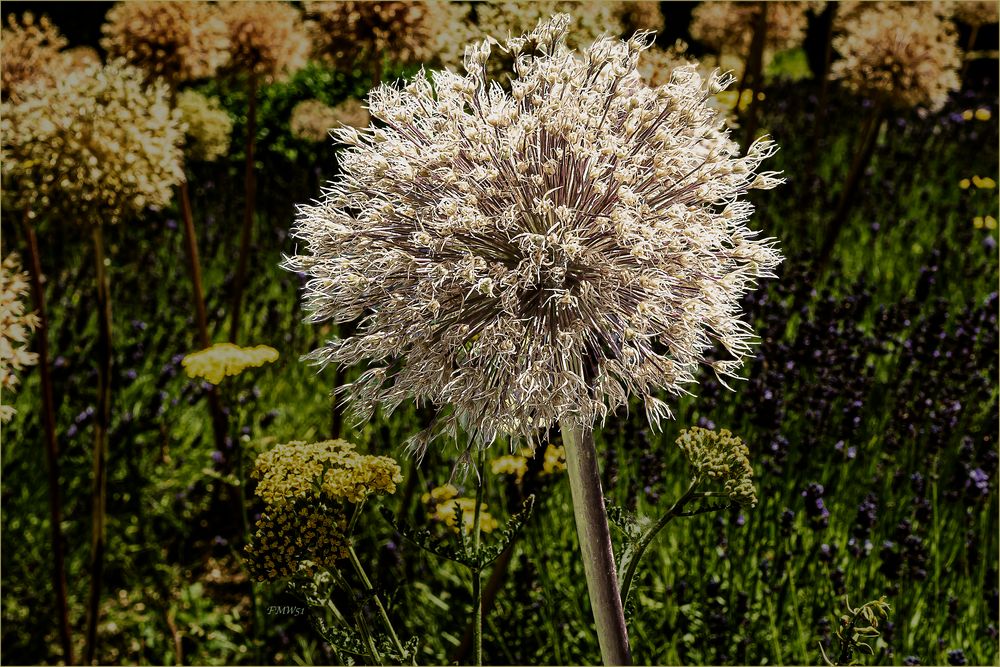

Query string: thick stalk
229 72 258 344
179 179 230 452
816 103 885 274
85 223 113 664
560 421 631 666
471 447 486 666
23 219 74 665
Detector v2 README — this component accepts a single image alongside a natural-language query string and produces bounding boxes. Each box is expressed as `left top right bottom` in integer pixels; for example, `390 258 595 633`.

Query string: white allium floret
286 14 783 453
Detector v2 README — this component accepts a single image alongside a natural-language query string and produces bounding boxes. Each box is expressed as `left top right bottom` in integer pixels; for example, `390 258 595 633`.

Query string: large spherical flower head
1 12 67 103
689 1 810 55
2 59 185 225
831 3 961 112
100 2 230 86
220 1 309 80
952 1 999 27
287 15 783 451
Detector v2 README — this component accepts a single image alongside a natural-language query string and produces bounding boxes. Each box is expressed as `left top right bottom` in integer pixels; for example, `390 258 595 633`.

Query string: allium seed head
832 3 961 111
220 1 310 80
1 12 67 103
689 1 811 56
100 1 230 86
290 98 371 143
952 0 999 27
286 15 783 453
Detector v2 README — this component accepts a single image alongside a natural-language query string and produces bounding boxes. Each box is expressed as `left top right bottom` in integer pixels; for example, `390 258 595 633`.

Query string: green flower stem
346 543 409 662
560 420 632 666
618 479 700 607
471 447 486 666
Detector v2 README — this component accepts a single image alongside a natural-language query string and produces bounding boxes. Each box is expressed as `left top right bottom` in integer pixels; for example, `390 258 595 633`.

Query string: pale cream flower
220 1 310 80
287 15 782 452
952 0 999 26
176 89 234 162
181 343 278 384
290 98 371 143
1 12 67 102
0 253 40 423
100 1 230 85
2 59 185 225
689 1 810 56
831 3 962 111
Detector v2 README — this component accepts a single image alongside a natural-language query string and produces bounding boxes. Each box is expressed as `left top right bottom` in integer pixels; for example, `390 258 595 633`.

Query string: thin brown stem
807 1 838 177
960 24 980 86
22 216 74 665
230 72 258 344
741 2 769 148
560 420 631 666
85 223 113 665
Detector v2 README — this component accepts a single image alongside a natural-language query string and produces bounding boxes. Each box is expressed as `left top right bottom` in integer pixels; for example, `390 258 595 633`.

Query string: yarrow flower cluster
175 89 234 162
100 1 230 85
2 59 185 224
492 443 567 482
290 98 370 144
675 427 757 507
689 1 811 56
831 3 962 111
181 343 278 384
287 15 782 451
1 12 66 102
220 1 310 80
246 439 402 581
0 253 40 423
422 483 499 534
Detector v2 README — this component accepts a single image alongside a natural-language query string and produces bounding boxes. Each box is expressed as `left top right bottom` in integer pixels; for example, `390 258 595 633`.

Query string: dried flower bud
676 427 757 507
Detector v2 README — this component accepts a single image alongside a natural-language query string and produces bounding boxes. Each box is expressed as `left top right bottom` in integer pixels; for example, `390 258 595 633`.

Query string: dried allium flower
100 1 229 85
1 12 67 102
1 59 185 224
245 501 350 581
220 1 309 80
423 484 499 534
176 89 234 162
0 253 40 423
638 39 696 87
831 3 961 111
55 46 102 75
181 343 278 384
305 1 465 69
287 15 782 451
290 98 370 143
689 1 810 55
675 427 756 507
951 0 999 27
253 439 403 506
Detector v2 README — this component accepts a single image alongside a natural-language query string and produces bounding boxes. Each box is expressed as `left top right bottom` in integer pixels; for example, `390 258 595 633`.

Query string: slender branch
346 543 408 660
230 72 258 344
22 216 74 665
560 420 631 666
85 223 114 664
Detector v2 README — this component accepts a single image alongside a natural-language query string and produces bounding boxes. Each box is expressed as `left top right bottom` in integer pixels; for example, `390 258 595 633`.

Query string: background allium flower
305 1 465 70
181 343 278 384
616 1 665 35
0 253 40 423
175 89 234 162
287 15 782 450
220 1 309 80
1 12 67 102
100 1 229 86
1 59 185 224
689 1 810 56
55 46 101 75
639 39 697 87
952 0 1000 27
831 4 962 111
290 98 370 143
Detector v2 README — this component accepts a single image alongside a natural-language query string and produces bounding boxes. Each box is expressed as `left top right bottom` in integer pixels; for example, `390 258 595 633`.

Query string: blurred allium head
175 89 234 162
288 16 782 451
305 1 466 69
951 0 999 27
1 12 67 103
0 253 40 424
100 1 229 86
617 1 665 34
55 46 102 75
220 1 309 80
1 59 185 224
181 343 278 384
676 427 757 506
831 3 961 111
638 39 696 87
689 1 810 55
290 98 370 143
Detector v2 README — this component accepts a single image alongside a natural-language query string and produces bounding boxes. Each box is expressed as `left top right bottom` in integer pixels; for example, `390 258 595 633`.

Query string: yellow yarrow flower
492 455 528 482
253 439 402 506
421 483 459 505
963 109 975 121
181 343 278 384
244 501 349 582
542 444 567 476
975 108 991 121
431 497 499 535
960 178 971 189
